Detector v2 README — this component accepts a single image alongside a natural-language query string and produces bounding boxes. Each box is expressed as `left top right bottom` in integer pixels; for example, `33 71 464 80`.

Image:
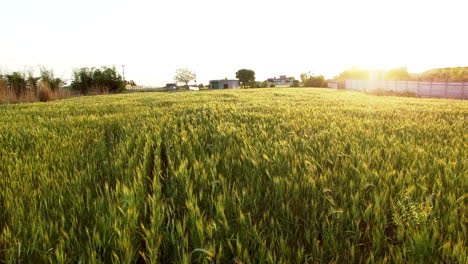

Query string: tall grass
0 85 74 103
0 88 466 263
0 70 74 104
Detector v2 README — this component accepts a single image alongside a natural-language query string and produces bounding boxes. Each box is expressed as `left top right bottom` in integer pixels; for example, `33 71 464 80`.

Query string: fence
335 80 467 100
125 86 168 93
126 85 145 90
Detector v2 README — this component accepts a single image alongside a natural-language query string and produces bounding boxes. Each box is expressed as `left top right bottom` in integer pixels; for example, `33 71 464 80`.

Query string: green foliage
337 66 468 82
6 72 27 96
248 81 260 88
300 73 309 83
235 69 255 87
0 74 7 92
40 67 62 91
302 73 326 87
384 67 410 81
71 66 125 94
290 80 300 87
0 67 71 104
249 81 268 88
449 67 468 81
337 66 370 80
26 71 40 93
420 67 468 82
0 89 467 263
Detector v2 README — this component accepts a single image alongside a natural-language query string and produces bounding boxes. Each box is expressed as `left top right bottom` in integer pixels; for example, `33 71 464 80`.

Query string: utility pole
121 65 126 82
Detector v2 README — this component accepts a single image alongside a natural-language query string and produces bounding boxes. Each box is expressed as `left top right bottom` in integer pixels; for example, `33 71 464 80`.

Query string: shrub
290 80 300 87
40 67 62 91
303 75 326 87
38 86 52 102
71 66 125 95
6 72 27 96
247 81 269 88
249 81 260 88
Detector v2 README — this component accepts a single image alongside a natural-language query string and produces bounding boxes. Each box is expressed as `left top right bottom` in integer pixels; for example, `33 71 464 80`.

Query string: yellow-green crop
0 88 467 263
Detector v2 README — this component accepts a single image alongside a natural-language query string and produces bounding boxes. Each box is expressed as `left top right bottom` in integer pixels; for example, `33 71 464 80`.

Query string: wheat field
0 88 466 263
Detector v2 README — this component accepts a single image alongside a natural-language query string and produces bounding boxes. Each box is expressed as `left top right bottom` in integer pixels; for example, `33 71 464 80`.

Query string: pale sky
1 0 468 86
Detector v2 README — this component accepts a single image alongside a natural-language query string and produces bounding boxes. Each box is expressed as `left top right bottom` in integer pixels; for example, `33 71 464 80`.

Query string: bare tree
174 68 196 89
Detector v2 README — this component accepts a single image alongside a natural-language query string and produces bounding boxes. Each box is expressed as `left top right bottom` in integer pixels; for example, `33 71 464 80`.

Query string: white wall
344 80 468 99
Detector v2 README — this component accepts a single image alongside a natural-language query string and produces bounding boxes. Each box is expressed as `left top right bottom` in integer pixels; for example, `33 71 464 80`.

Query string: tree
40 67 62 91
301 74 326 87
0 74 7 93
300 73 309 83
71 66 125 94
174 68 196 89
6 72 27 96
384 67 410 81
336 66 369 80
290 80 300 87
26 71 40 93
450 67 468 82
235 69 255 88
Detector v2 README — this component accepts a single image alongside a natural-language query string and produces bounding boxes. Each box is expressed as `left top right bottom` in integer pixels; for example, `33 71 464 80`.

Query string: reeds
0 70 74 104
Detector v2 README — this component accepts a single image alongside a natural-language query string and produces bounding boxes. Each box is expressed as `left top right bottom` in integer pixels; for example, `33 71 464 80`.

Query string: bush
38 86 52 102
247 81 269 88
6 72 27 96
270 83 276 88
249 81 260 88
303 75 326 87
290 80 300 87
40 67 62 91
71 66 125 95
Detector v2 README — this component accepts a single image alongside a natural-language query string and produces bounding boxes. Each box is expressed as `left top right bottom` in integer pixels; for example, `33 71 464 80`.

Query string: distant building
209 80 241 89
266 75 295 86
165 83 177 91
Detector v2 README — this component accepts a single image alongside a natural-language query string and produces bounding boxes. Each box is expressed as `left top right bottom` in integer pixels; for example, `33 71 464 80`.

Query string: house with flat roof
209 79 241 89
266 75 295 86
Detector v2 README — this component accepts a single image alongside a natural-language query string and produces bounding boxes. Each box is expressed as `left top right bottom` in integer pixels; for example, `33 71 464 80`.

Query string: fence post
445 81 448 98
417 81 420 97
430 82 432 97
463 82 466 100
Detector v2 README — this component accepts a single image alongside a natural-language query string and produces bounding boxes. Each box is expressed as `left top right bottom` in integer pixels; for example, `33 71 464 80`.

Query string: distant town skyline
2 0 468 86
